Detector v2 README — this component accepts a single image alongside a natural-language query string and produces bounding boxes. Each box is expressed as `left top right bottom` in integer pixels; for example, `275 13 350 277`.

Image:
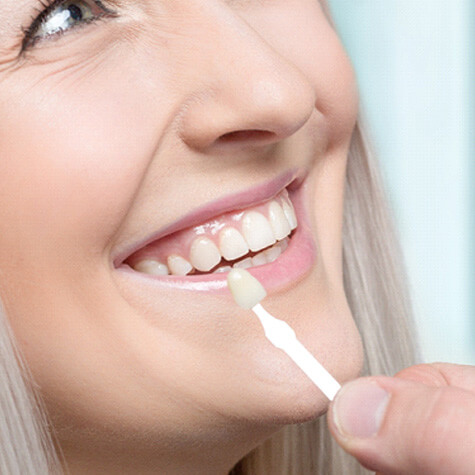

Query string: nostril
219 129 276 143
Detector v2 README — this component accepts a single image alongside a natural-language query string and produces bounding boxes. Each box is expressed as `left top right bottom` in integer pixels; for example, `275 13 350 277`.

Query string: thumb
328 376 475 475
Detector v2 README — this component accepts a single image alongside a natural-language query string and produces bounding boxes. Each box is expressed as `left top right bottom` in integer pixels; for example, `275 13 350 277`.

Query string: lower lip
116 189 316 294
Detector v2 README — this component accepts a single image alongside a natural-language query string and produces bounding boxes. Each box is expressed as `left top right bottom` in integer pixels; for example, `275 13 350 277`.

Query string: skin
329 364 475 475
0 0 364 473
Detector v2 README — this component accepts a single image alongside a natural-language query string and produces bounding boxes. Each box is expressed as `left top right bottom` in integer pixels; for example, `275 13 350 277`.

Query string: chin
242 303 364 426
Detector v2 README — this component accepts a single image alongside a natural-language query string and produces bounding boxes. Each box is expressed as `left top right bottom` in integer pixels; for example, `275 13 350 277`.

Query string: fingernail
333 379 390 439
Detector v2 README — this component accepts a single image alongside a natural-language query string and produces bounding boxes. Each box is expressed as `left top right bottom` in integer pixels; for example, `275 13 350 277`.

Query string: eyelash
21 0 116 52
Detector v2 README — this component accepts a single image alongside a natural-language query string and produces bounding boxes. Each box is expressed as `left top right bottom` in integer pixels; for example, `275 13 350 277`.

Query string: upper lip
113 168 306 267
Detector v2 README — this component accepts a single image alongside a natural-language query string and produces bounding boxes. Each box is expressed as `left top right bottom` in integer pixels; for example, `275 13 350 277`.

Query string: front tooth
218 227 249 261
233 257 253 269
167 255 193 275
133 259 169 275
282 199 297 230
268 201 291 240
241 211 276 252
189 237 222 272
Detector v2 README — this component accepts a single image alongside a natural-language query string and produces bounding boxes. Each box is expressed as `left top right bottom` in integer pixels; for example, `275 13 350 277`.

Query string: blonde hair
0 300 62 473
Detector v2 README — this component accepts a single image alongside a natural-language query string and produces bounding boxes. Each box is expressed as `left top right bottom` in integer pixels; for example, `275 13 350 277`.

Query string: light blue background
329 1 474 364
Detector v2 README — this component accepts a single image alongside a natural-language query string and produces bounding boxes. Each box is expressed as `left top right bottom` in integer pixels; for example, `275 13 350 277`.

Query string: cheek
0 64 162 268
0 59 171 374
0 63 177 426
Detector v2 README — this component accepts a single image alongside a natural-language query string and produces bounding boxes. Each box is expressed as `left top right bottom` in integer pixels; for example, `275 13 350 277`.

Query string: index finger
396 363 475 394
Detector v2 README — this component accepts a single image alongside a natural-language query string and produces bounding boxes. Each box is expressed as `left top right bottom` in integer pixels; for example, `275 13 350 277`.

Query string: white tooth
268 201 291 240
282 199 297 230
233 257 253 269
133 259 169 275
251 252 268 267
167 255 193 275
277 238 289 253
213 265 232 274
189 237 221 272
241 211 276 252
263 245 281 263
218 227 249 261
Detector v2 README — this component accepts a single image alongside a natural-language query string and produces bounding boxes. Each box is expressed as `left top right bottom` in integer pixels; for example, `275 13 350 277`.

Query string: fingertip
330 378 390 441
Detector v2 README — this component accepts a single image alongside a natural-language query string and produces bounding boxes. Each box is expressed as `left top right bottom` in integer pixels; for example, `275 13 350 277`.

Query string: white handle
252 304 341 401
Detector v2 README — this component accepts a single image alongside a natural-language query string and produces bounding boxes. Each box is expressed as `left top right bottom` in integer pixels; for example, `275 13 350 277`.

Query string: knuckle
396 364 448 387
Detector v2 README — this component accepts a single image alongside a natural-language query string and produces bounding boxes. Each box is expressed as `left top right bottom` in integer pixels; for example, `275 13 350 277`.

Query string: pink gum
126 189 292 266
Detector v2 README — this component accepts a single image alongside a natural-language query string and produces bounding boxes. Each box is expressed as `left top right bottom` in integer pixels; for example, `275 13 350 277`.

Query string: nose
177 7 316 151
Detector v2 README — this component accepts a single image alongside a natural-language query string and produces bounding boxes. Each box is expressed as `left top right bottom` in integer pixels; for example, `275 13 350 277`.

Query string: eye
22 0 116 51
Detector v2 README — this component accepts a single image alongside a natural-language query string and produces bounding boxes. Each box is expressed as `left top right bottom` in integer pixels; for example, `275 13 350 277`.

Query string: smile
125 189 297 276
115 173 316 292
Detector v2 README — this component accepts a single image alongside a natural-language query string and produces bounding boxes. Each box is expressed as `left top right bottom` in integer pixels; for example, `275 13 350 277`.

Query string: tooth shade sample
167 255 193 275
282 200 297 230
133 259 169 275
233 257 253 269
227 268 267 309
242 211 276 252
189 236 221 271
268 201 291 240
219 227 249 261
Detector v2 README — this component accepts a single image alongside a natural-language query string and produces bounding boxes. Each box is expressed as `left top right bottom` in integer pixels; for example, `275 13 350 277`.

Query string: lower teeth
213 266 233 274
212 237 289 274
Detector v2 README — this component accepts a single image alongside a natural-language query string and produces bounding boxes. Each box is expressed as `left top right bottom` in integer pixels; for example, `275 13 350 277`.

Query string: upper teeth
167 254 193 276
130 193 297 276
189 237 222 272
219 227 249 261
242 211 276 252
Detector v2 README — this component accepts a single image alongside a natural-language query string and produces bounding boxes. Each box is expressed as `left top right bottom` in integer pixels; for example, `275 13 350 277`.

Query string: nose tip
177 23 316 152
180 76 315 150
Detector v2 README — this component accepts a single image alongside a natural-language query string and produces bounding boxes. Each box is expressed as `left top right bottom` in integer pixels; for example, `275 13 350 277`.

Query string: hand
327 363 475 475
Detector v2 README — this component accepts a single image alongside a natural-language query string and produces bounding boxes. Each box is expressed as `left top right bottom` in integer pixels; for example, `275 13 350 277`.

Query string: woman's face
0 0 362 472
